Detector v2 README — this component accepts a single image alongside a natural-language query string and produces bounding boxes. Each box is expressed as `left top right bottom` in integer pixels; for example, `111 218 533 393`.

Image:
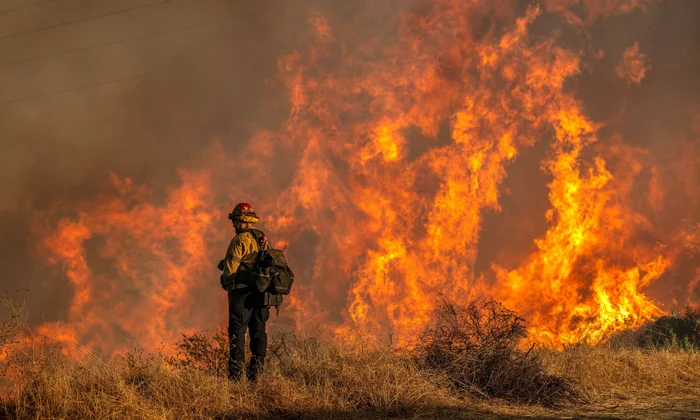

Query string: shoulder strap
240 228 268 251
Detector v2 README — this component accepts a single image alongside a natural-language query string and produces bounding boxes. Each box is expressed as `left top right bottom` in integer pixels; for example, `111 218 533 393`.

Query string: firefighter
217 202 269 382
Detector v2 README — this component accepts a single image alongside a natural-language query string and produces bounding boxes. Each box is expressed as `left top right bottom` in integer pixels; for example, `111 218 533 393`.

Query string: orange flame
30 1 697 355
33 157 221 355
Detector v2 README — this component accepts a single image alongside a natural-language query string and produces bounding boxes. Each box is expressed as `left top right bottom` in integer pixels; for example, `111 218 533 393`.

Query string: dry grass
1 332 462 419
1 297 699 419
542 344 700 404
3 337 700 420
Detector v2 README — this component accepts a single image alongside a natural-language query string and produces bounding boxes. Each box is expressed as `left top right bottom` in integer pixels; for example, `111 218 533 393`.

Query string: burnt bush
414 298 586 406
165 329 229 377
640 306 700 350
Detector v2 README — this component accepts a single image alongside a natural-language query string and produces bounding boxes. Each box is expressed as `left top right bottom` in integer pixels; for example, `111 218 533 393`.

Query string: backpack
242 229 295 297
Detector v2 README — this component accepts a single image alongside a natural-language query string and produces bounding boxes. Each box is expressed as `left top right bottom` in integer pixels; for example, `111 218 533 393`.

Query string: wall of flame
26 0 700 356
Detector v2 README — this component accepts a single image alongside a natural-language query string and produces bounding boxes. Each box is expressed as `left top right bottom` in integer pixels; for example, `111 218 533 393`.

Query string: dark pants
227 287 269 381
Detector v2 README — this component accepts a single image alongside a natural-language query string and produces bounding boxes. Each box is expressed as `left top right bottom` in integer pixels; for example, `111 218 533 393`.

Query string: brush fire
14 0 699 358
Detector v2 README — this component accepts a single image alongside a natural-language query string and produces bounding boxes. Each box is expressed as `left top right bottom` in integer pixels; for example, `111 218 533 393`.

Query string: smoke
616 42 650 84
0 0 324 324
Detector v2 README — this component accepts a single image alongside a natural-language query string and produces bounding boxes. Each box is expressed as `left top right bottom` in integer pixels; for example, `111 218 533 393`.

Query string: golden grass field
1 299 699 419
1 335 699 419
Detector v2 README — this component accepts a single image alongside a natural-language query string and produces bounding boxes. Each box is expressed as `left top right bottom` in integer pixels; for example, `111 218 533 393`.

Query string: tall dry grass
541 344 700 404
1 296 699 419
1 331 461 419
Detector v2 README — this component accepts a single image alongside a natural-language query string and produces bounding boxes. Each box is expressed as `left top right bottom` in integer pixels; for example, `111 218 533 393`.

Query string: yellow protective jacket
222 231 260 289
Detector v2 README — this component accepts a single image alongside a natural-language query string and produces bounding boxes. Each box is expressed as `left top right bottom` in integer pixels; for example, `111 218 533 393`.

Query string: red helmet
228 202 258 221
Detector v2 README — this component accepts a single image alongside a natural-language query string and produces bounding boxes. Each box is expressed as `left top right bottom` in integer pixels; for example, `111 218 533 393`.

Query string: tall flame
30 0 698 355
33 161 220 354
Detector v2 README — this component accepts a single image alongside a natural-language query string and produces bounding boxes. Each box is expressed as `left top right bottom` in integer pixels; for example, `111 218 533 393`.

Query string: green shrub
640 306 700 350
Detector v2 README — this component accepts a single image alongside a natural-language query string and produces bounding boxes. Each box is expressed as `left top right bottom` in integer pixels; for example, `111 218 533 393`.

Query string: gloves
217 259 225 271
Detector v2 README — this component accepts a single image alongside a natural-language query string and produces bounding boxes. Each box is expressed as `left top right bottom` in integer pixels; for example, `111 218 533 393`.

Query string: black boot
228 359 244 382
247 355 264 382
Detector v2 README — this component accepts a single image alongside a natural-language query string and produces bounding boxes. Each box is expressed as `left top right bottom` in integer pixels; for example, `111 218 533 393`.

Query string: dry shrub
414 298 586 406
164 328 229 376
0 294 24 349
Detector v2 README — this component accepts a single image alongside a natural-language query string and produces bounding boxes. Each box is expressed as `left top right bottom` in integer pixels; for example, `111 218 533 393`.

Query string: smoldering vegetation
1 296 699 419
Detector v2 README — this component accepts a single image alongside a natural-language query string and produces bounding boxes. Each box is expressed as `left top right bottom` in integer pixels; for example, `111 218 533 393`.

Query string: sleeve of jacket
223 235 246 280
